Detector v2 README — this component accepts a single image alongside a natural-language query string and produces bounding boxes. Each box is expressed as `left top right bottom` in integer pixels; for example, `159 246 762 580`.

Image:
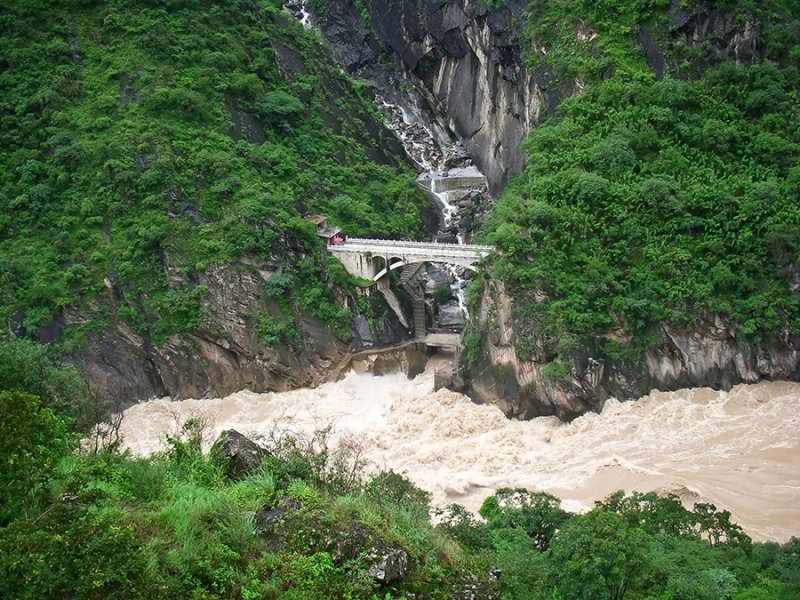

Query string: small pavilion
307 215 345 245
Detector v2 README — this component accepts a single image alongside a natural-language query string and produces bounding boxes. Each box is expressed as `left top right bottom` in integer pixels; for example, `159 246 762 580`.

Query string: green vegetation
485 0 800 363
0 344 797 598
2 0 800 594
0 0 427 346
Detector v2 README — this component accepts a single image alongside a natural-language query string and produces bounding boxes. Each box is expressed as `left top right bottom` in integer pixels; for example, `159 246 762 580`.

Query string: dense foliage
0 351 798 599
485 0 800 364
0 0 426 344
3 0 800 594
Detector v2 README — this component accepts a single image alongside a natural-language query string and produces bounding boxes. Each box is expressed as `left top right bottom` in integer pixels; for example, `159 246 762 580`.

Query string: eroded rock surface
463 279 800 421
315 0 556 194
67 254 404 408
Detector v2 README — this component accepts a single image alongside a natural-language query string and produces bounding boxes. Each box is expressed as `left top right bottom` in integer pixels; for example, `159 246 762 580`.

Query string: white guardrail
331 238 493 255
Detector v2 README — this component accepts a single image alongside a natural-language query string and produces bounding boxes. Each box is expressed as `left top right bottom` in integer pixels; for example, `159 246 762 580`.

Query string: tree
548 509 652 600
0 391 74 523
0 337 93 431
597 490 696 537
479 488 570 550
258 90 305 129
693 502 751 549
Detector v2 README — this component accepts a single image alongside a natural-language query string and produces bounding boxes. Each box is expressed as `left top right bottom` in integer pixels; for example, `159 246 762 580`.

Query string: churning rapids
119 359 800 543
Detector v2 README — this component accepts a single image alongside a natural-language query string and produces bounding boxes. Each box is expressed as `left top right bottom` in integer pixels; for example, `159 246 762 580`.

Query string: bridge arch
370 255 386 279
329 238 493 283
373 256 412 281
372 259 478 282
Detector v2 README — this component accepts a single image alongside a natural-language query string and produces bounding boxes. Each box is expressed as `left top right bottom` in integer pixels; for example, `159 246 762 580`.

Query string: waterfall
282 4 485 324
283 0 313 29
374 95 486 321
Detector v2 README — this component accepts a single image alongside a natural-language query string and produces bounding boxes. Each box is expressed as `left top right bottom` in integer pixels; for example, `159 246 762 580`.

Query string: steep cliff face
68 256 334 405
445 1 798 420
69 253 407 406
367 0 547 195
315 0 557 194
313 0 783 196
465 279 800 421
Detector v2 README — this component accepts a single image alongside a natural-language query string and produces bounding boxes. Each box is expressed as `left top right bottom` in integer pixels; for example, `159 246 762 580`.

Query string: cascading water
283 0 313 29
374 94 485 321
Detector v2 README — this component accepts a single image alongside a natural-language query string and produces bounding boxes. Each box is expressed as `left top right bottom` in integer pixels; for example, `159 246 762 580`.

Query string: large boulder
438 302 466 328
211 429 268 480
366 545 409 584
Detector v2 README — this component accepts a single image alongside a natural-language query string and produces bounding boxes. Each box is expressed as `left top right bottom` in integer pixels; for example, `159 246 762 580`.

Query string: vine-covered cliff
467 0 800 417
0 0 434 404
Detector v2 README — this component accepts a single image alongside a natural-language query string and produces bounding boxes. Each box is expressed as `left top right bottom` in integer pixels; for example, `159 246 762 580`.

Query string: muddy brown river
119 362 800 542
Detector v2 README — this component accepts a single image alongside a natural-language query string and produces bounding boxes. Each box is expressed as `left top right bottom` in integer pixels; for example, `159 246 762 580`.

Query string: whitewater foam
119 365 800 542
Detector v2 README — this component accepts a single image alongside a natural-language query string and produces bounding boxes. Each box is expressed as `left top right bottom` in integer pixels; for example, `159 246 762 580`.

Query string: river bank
119 359 800 543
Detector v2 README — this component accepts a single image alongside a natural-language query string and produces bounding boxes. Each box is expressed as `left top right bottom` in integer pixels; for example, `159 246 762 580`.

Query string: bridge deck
330 238 492 260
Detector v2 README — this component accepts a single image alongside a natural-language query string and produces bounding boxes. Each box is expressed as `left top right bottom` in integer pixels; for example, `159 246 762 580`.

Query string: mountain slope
0 0 430 402
465 0 800 417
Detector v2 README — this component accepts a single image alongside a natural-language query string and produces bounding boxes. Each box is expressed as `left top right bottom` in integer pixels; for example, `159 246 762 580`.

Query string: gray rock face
316 0 556 194
352 314 375 348
423 264 452 297
65 247 412 408
438 302 466 328
211 430 268 480
367 546 409 584
314 0 770 196
66 255 351 407
314 0 381 72
462 279 800 421
639 6 763 79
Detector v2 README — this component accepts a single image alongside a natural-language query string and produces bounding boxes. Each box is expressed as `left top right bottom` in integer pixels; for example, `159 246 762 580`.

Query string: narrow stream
283 0 313 29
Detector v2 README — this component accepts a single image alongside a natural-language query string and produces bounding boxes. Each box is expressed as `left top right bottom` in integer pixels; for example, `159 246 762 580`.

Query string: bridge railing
335 238 494 252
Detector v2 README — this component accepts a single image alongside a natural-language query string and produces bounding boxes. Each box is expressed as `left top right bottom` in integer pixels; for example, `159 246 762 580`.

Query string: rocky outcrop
315 0 557 194
211 429 269 480
256 498 410 584
256 496 300 537
638 3 765 79
67 253 405 408
462 278 800 421
345 341 428 379
367 546 408 584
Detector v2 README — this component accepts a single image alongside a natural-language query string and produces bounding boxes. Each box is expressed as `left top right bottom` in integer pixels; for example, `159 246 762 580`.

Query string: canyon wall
463 278 800 421
314 0 798 419
59 1 796 416
68 253 409 407
316 0 559 194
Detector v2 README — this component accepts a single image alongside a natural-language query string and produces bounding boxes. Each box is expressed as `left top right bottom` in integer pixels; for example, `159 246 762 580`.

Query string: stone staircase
399 264 427 339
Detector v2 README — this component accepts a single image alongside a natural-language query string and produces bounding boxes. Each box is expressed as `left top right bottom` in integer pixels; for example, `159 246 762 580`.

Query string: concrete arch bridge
329 238 493 345
328 238 492 282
